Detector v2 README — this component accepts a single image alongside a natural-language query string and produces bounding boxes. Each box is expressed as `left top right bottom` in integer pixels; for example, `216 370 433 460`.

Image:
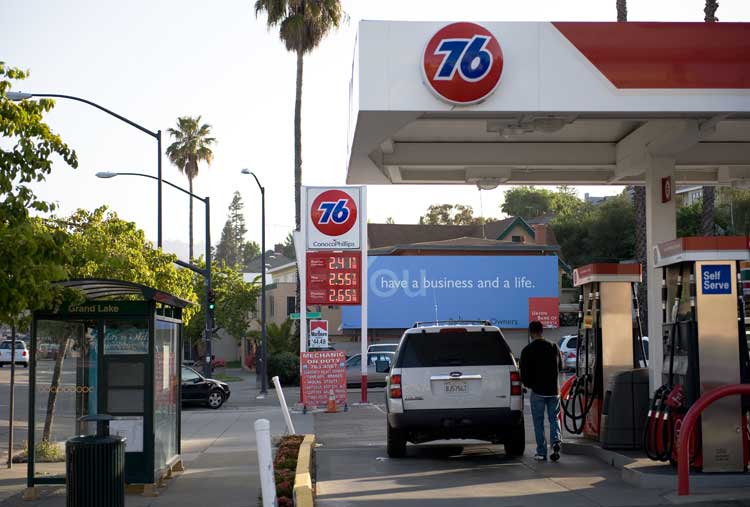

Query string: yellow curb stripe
293 434 316 507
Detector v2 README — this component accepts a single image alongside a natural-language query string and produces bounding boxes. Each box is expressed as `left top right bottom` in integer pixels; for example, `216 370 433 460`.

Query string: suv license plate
444 380 467 394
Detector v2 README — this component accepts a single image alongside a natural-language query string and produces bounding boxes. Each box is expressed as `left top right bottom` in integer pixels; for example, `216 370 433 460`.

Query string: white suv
383 322 525 458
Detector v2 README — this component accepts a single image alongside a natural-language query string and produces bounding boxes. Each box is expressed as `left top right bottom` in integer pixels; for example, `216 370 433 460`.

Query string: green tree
700 0 719 236
216 191 248 268
419 204 478 225
166 116 216 260
267 319 295 355
0 62 78 326
254 0 344 231
552 193 635 268
502 187 553 218
242 241 261 270
184 261 259 346
282 231 296 259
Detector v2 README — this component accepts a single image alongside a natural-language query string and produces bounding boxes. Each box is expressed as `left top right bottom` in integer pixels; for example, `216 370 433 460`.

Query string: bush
268 352 299 386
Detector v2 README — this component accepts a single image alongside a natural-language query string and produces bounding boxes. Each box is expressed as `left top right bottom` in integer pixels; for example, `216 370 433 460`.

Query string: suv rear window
397 331 514 367
0 341 27 349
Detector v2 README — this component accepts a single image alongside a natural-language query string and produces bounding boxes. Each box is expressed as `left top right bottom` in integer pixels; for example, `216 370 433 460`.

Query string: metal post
254 419 276 507
157 130 163 249
7 323 16 468
204 196 213 378
360 187 368 403
260 186 268 395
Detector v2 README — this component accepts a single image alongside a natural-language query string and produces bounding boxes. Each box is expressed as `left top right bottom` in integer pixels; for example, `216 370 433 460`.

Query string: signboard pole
299 189 308 404
360 187 368 403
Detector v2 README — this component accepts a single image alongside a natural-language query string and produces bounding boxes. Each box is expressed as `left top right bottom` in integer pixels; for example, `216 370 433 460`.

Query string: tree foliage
419 204 483 225
166 115 216 260
216 191 253 268
50 207 197 315
501 186 582 219
551 194 635 268
184 260 259 345
0 62 78 324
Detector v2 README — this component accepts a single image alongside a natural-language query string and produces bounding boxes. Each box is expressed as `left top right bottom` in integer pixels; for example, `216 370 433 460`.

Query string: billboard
342 256 559 329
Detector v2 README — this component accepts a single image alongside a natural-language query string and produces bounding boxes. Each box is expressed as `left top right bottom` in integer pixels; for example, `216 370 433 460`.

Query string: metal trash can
66 414 125 507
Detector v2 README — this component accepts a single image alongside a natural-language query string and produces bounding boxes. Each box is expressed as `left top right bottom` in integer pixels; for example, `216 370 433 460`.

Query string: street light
241 168 268 396
97 171 215 377
8 92 164 248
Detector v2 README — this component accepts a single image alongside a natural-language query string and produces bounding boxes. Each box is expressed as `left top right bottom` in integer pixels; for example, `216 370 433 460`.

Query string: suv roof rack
412 320 493 328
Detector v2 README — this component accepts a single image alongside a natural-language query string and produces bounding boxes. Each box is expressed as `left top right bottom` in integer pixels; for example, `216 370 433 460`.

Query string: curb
293 434 316 507
564 441 750 491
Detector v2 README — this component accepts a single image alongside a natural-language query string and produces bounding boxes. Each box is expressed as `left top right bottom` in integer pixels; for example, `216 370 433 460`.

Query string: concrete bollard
272 376 296 434
254 419 277 507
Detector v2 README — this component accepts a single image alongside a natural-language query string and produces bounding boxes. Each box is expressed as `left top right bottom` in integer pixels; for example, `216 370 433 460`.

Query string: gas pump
644 237 750 472
563 264 647 441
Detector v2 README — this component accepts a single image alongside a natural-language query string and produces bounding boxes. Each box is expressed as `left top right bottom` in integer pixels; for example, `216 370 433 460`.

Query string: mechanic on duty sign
307 187 361 250
701 264 732 295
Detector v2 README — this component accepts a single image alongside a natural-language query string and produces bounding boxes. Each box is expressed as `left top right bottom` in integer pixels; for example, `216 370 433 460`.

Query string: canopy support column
645 156 677 392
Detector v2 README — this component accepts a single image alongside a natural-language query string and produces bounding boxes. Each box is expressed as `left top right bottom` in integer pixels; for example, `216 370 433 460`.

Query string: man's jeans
530 392 562 457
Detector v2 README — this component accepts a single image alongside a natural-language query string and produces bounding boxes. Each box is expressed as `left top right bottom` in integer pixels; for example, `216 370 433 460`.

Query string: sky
2 0 749 258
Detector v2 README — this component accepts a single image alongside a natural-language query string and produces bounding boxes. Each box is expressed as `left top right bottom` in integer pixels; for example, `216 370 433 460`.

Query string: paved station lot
314 394 750 507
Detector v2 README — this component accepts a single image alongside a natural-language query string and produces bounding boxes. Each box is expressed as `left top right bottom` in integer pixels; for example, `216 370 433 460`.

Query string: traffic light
207 289 216 311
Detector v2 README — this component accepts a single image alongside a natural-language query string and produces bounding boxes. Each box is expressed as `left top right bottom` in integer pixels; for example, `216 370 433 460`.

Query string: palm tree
701 0 719 236
254 0 344 231
166 116 216 260
617 0 649 329
616 0 627 21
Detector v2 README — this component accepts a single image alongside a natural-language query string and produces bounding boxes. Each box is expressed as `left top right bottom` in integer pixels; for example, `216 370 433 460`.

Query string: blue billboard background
342 255 559 329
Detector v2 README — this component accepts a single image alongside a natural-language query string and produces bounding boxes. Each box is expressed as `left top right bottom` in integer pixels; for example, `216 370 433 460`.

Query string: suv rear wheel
503 420 526 457
387 423 406 458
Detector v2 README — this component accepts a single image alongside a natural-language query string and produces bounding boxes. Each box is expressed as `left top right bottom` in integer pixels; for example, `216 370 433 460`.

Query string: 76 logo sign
422 22 504 105
434 35 494 82
310 189 358 237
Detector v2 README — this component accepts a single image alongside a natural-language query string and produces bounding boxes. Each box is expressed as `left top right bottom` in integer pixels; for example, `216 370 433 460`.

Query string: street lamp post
97 171 213 376
241 169 268 396
8 92 164 248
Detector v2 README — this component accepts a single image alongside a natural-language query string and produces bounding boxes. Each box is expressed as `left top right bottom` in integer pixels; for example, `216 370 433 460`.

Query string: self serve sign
701 264 732 295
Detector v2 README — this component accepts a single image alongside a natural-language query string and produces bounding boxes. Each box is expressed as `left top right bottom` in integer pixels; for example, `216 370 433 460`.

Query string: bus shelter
27 279 190 495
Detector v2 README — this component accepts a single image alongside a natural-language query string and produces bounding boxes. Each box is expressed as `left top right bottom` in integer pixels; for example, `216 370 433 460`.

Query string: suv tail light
510 371 522 396
440 328 466 333
389 374 402 399
567 352 576 359
22 351 27 357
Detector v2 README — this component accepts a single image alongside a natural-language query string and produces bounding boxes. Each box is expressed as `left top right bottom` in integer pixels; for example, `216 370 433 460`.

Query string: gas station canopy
346 22 750 186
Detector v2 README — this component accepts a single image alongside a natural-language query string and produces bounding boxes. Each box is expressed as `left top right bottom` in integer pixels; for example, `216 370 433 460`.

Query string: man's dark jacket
520 338 563 396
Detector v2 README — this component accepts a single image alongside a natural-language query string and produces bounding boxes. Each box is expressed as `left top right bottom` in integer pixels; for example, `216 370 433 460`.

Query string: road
312 396 750 507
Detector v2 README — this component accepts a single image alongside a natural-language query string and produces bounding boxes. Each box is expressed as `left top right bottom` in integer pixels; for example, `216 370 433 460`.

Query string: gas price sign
307 251 362 305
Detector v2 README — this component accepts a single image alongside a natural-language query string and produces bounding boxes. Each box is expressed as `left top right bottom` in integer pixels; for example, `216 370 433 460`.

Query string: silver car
346 352 394 387
558 335 577 372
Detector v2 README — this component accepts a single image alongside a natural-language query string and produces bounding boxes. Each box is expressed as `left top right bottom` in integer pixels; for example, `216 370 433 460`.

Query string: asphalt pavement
313 396 750 507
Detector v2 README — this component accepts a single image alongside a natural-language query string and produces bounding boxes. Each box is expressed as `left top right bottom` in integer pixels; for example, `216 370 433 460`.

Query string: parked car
558 335 577 372
181 366 230 409
367 343 399 354
345 352 394 387
0 340 29 368
383 322 524 458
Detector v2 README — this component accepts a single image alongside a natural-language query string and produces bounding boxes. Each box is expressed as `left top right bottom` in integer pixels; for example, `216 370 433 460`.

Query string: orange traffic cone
326 389 337 413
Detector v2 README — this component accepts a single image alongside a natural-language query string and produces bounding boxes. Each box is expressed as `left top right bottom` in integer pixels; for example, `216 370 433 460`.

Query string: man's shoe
533 454 547 462
551 442 561 462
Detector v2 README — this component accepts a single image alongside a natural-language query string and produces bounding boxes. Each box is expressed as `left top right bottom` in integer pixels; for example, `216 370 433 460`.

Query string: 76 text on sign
307 251 362 305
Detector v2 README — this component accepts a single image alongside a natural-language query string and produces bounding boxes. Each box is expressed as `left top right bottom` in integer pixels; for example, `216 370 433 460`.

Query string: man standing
520 320 563 462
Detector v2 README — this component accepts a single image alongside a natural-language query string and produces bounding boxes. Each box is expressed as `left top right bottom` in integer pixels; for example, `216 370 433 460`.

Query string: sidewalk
0 368 313 507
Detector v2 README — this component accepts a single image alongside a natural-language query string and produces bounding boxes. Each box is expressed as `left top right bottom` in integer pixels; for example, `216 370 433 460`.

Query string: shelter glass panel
153 318 179 473
33 320 96 479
